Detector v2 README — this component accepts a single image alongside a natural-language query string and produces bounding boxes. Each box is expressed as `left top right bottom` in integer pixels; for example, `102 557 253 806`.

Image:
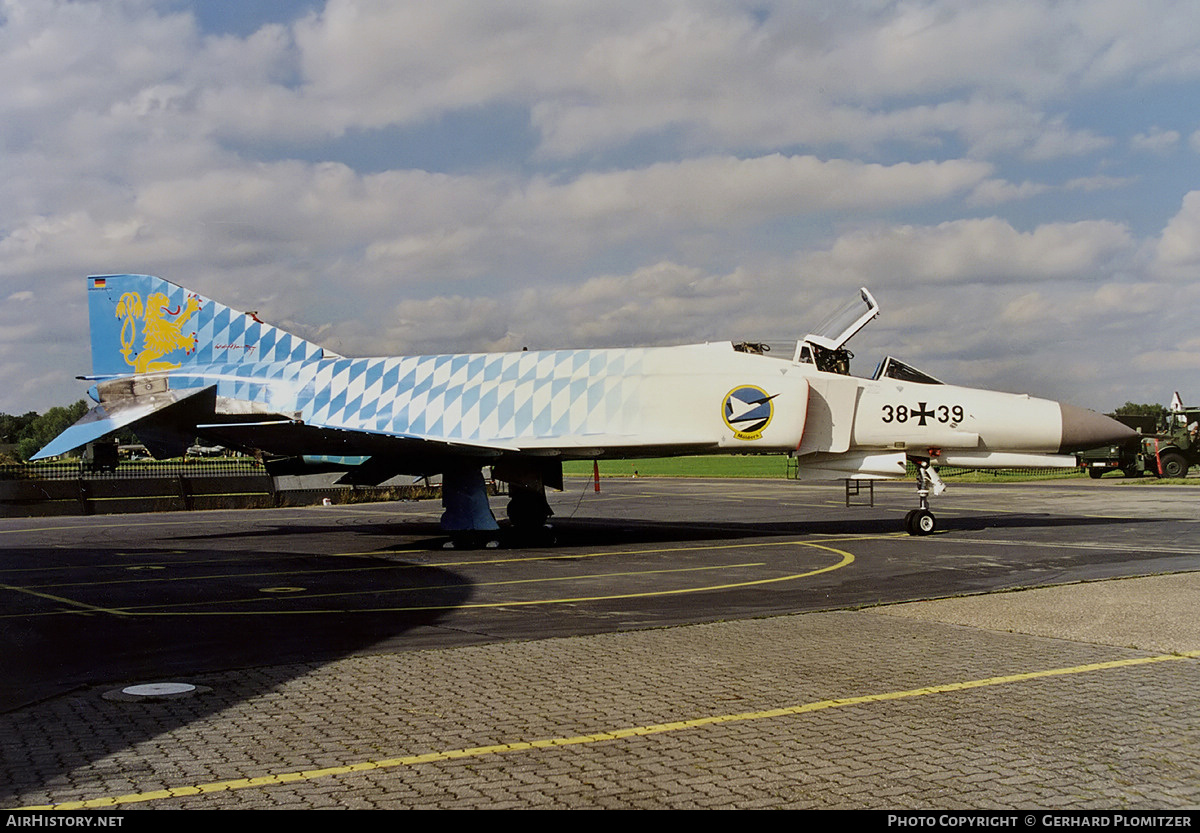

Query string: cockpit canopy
793 287 878 374
871 356 943 385
794 287 942 384
796 288 879 354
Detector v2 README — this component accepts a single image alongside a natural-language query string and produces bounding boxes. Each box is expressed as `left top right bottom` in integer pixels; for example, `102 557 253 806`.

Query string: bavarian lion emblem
115 291 202 373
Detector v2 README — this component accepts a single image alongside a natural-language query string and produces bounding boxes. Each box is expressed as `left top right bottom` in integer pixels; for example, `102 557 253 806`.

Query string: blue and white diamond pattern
188 295 326 366
293 348 650 442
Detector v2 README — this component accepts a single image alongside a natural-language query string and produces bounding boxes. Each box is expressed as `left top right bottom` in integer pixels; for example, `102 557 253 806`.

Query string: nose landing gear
904 460 945 536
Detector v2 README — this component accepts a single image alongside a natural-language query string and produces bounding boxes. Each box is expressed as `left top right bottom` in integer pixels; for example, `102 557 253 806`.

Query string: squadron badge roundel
722 385 777 441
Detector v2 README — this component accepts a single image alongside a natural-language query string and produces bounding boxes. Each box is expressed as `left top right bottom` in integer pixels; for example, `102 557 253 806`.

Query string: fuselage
107 340 1105 468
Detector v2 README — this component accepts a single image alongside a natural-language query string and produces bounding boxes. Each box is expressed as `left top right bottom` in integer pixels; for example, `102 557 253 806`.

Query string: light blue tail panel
87 274 329 377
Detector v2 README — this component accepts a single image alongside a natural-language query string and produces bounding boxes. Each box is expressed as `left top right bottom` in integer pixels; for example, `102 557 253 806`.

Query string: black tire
1088 468 1105 479
507 487 551 531
906 509 936 536
1158 452 1188 479
912 509 937 536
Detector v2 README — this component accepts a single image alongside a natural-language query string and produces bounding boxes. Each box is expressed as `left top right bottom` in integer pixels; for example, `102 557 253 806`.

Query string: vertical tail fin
87 274 332 377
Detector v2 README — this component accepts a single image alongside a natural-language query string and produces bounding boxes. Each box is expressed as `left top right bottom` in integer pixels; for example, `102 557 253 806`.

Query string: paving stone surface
4 594 1198 810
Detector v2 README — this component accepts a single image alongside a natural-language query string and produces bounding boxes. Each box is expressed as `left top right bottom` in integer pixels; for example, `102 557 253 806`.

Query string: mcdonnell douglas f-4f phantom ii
35 275 1134 539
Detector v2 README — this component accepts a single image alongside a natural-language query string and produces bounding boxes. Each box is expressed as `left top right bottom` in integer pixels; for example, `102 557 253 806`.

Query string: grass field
563 455 791 479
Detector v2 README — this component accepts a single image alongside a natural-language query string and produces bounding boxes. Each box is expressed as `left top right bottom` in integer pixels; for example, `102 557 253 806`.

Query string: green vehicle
1078 406 1200 478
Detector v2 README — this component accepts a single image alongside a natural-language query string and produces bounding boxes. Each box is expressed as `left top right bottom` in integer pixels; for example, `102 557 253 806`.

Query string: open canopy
801 288 879 351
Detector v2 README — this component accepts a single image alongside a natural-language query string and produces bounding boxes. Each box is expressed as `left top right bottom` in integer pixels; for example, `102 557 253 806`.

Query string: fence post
77 478 92 515
176 475 191 511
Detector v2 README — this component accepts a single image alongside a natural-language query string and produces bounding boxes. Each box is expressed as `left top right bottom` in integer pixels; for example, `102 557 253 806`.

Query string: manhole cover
103 682 211 702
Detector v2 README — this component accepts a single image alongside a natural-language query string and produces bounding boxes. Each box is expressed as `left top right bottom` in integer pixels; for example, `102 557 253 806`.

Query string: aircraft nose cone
1058 404 1139 453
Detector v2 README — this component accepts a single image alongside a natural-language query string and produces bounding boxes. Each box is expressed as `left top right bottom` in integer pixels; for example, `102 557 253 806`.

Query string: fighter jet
35 275 1134 538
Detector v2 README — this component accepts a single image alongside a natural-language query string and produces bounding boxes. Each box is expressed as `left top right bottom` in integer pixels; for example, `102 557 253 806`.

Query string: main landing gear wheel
507 485 557 545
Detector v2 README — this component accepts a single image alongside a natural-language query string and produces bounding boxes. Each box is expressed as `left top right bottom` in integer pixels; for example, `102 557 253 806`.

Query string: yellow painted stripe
0 505 419 537
17 649 1198 811
0 583 130 617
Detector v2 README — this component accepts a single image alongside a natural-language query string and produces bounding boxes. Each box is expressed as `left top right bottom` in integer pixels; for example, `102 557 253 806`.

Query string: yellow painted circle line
99 540 855 616
449 541 855 610
259 587 306 594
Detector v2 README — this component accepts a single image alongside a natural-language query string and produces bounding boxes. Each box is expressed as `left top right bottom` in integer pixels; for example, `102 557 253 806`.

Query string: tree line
1113 401 1169 420
0 401 94 462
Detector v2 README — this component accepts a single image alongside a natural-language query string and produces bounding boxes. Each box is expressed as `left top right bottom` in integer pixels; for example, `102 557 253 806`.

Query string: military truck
1078 405 1200 478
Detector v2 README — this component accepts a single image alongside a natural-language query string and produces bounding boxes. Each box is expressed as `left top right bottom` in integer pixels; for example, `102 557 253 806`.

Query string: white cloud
7 0 1200 165
504 154 991 229
375 261 747 356
0 0 1151 162
1155 190 1200 271
1064 175 1135 192
1131 127 1180 153
968 179 1052 205
801 217 1134 287
1 148 993 297
524 1 1190 159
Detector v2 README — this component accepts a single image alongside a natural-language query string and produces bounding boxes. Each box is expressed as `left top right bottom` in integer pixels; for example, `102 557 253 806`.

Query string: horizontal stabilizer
31 386 216 461
31 410 137 461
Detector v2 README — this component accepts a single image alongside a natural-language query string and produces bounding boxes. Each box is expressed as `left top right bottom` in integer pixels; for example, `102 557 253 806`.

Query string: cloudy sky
3 0 1199 414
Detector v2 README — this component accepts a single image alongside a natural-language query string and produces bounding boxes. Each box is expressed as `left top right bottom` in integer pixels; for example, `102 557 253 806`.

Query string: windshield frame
871 356 945 385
